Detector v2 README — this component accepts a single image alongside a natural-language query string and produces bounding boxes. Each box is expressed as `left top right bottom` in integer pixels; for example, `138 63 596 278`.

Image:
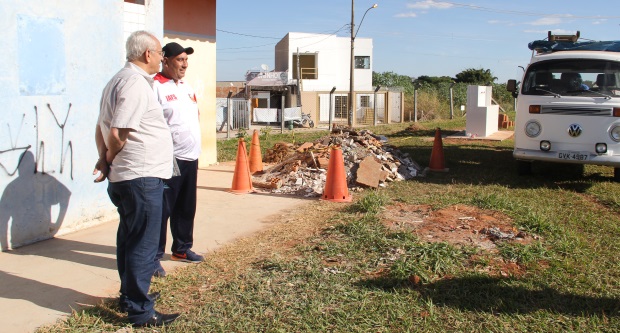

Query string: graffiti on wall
34 103 74 180
0 103 74 250
0 103 73 179
0 114 32 176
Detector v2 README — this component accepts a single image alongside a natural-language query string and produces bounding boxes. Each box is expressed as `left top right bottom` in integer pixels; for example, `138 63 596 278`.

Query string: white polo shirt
153 73 201 161
98 62 173 182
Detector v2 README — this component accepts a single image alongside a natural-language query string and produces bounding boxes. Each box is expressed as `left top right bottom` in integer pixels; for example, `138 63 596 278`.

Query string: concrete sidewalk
0 162 308 333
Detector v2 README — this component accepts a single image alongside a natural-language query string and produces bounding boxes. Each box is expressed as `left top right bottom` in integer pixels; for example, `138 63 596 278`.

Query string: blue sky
216 1 620 83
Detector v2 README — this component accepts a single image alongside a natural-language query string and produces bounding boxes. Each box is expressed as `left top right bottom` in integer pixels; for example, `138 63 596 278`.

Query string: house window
355 56 370 69
360 95 370 107
334 96 348 119
292 54 318 79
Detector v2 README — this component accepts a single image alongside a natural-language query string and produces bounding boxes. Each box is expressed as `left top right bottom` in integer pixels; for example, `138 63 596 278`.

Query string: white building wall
353 38 374 91
0 0 163 250
277 32 373 92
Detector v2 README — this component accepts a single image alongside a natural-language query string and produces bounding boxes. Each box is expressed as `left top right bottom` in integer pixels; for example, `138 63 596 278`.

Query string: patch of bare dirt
381 203 535 251
380 203 541 278
407 123 427 132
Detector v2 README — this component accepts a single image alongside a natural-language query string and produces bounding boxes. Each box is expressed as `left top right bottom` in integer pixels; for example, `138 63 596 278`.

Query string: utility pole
296 47 302 107
348 0 355 128
349 2 377 127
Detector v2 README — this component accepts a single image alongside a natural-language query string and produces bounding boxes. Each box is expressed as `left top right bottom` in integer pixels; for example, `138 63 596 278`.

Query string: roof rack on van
527 31 620 54
548 31 580 43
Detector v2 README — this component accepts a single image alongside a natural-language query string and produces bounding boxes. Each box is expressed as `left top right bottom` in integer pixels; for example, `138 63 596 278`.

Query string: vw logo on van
567 124 582 137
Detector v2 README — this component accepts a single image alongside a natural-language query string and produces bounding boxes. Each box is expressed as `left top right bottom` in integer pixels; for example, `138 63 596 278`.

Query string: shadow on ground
357 275 620 317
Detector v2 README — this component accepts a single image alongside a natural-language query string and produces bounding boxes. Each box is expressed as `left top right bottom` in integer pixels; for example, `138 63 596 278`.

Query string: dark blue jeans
107 177 163 325
157 158 198 259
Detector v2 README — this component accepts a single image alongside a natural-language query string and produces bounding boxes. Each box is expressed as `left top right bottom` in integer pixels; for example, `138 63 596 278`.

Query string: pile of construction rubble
252 126 423 197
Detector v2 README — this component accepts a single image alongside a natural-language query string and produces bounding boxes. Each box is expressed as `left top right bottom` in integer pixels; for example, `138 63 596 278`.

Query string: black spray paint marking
0 114 32 176
33 103 73 179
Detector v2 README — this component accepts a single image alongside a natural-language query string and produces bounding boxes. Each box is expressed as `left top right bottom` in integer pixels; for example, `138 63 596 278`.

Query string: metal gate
216 98 250 131
318 93 349 126
356 93 385 126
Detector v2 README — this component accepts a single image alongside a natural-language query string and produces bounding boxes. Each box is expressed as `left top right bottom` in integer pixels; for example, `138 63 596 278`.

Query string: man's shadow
0 270 98 313
358 275 620 316
1 151 117 267
0 151 71 250
0 151 117 313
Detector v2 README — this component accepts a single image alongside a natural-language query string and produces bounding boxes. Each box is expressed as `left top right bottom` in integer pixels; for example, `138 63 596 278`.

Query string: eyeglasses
149 49 165 57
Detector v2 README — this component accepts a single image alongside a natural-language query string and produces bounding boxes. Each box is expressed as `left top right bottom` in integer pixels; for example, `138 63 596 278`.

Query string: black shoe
133 311 180 327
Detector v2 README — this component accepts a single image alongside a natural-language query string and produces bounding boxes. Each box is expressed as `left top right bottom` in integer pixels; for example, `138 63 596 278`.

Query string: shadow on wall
0 151 71 251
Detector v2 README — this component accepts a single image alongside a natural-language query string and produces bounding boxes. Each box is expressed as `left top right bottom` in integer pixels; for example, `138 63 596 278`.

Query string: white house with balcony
242 32 403 127
274 32 374 92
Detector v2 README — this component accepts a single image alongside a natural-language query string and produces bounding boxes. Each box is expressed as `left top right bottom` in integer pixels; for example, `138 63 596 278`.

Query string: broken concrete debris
252 127 422 197
480 227 516 241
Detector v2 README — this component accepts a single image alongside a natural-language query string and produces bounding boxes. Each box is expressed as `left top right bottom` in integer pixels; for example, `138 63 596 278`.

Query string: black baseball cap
162 42 194 58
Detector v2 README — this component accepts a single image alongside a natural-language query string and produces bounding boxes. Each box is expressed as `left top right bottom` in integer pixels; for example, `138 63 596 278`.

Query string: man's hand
106 127 130 164
94 124 109 183
93 158 109 183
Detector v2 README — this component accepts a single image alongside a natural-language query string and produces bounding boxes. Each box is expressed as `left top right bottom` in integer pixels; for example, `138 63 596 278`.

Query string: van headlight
525 120 542 138
610 125 620 142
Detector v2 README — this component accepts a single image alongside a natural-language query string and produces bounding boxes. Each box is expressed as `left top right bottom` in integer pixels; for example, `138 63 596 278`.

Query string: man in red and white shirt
152 42 203 276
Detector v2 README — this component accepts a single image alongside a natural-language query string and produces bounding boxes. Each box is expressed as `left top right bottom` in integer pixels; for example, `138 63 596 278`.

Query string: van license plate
558 151 588 161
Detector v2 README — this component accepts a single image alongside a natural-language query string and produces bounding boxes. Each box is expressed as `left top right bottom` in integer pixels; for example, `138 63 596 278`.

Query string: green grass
39 119 620 332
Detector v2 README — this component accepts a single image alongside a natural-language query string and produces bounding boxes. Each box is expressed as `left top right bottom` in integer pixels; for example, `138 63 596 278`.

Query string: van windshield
522 59 620 97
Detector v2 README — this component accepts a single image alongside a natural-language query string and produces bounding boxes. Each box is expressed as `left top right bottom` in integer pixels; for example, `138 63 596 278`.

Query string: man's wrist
98 153 109 164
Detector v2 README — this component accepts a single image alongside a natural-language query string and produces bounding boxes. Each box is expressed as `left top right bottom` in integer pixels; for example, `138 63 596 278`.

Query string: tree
413 75 454 87
455 68 497 85
372 71 414 94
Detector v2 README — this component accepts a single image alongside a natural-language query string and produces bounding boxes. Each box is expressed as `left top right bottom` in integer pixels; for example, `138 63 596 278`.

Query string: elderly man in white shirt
94 31 179 327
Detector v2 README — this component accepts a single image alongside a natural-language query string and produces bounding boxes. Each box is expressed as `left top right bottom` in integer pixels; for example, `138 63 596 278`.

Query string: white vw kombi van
507 32 620 180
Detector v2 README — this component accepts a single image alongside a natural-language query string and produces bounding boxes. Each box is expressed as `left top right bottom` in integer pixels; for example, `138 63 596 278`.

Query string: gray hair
125 30 158 61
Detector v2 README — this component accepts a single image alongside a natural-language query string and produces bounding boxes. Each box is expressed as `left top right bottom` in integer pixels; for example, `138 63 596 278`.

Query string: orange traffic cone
428 127 448 172
322 146 352 202
248 129 264 174
230 138 254 194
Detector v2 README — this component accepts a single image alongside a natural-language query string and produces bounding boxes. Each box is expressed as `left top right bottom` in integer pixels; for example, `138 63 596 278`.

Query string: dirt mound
381 203 536 250
406 123 427 132
380 203 539 277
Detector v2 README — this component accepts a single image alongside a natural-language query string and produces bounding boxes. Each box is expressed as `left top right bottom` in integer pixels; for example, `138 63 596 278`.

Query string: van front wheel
517 161 532 176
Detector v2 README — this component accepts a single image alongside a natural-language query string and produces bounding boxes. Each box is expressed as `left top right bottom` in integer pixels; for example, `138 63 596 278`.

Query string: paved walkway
0 162 308 333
